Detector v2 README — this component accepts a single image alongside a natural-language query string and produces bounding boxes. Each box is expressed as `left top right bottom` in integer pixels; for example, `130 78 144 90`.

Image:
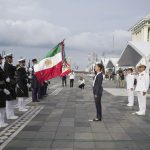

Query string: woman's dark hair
96 63 104 71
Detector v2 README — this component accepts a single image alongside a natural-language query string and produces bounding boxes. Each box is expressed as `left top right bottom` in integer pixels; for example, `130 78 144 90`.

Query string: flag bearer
31 58 40 102
126 68 135 107
16 58 29 112
4 53 18 119
134 63 149 115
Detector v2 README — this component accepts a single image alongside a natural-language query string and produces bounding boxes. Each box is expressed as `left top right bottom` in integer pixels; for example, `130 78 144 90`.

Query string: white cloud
0 19 131 53
0 0 148 70
0 19 71 47
66 30 131 53
0 19 131 70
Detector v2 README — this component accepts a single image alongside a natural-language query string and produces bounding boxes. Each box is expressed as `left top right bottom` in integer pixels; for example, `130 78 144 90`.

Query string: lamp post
88 53 92 73
1 50 5 57
115 64 119 73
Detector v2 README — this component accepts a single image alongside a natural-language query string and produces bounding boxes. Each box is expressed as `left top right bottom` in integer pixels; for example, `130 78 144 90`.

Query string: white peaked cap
4 53 13 58
18 58 25 62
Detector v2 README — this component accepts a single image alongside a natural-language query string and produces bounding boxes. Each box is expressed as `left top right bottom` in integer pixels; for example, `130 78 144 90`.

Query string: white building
100 57 109 68
99 57 119 73
118 41 150 67
130 14 150 43
118 14 150 69
106 58 119 69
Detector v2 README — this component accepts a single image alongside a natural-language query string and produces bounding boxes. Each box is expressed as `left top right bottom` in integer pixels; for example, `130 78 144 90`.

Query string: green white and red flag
34 41 64 83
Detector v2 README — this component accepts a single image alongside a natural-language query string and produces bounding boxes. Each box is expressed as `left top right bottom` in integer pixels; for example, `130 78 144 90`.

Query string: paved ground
1 77 150 150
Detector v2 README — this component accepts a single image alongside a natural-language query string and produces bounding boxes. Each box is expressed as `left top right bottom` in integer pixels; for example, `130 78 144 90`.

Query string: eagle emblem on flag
45 59 53 67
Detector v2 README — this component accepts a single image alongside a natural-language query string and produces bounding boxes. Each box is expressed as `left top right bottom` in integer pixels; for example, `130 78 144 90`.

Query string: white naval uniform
126 73 135 106
135 71 149 115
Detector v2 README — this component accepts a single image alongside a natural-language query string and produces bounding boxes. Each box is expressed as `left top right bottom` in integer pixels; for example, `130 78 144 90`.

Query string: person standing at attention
16 58 29 112
134 63 149 116
69 70 75 88
0 55 9 127
126 68 135 107
31 58 40 102
4 53 18 120
62 75 67 87
90 64 104 121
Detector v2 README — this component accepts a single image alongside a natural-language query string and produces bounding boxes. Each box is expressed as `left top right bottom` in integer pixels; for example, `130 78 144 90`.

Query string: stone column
143 27 148 42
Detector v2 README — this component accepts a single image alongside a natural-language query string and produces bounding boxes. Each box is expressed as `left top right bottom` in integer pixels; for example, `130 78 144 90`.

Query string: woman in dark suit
92 63 104 121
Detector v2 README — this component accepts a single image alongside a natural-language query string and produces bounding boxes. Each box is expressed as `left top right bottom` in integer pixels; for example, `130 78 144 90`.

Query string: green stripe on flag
45 44 62 58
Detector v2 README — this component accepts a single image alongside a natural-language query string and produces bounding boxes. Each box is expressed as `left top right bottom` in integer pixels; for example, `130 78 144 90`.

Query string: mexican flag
34 42 63 83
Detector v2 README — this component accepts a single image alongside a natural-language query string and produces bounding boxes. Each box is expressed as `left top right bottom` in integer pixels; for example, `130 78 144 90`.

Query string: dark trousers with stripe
32 88 41 101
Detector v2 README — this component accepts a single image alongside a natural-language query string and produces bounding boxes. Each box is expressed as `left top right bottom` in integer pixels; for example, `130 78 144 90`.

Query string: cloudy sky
0 0 150 69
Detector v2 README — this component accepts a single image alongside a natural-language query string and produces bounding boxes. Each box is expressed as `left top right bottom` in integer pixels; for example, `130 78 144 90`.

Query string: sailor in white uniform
134 63 149 115
126 68 135 107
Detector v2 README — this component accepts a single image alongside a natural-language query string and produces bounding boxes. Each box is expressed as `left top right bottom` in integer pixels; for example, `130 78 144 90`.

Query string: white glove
27 83 31 88
6 77 10 83
28 68 33 72
16 84 19 88
3 88 10 95
28 75 32 79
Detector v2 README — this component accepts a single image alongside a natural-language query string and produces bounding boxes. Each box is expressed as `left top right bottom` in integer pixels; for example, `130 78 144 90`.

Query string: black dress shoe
33 100 40 102
93 118 101 121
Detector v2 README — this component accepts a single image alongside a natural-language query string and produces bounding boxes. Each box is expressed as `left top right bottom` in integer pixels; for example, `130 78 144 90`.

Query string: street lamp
115 64 119 73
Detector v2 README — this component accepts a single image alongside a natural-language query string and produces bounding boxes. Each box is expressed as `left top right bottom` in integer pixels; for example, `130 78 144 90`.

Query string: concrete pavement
1 77 150 150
